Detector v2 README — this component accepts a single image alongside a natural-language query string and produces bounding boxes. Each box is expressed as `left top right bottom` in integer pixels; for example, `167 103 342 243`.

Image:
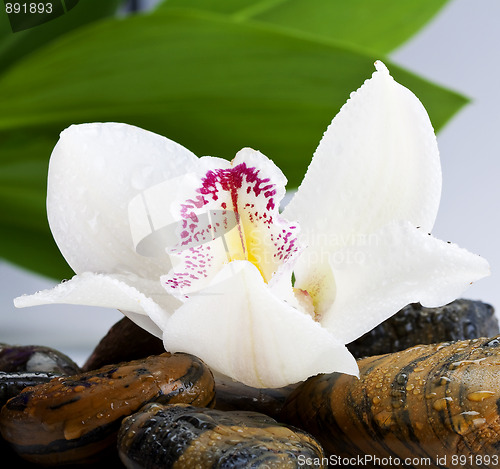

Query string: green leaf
0 128 74 278
160 0 450 53
0 0 125 72
0 221 73 279
0 157 48 230
0 8 466 177
0 7 467 279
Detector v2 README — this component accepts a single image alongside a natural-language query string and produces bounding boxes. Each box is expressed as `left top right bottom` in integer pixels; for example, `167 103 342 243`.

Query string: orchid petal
161 261 358 389
284 61 441 252
14 272 180 337
162 148 301 299
321 221 490 344
48 122 198 280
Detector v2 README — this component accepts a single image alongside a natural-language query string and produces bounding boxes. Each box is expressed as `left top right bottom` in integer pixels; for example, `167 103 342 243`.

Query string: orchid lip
159 150 303 299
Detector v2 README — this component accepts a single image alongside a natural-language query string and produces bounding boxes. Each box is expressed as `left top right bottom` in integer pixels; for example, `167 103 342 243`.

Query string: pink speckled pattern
163 149 301 297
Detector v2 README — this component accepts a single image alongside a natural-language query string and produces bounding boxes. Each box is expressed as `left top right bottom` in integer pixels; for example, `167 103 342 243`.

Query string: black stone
347 299 498 358
0 344 80 375
83 317 164 371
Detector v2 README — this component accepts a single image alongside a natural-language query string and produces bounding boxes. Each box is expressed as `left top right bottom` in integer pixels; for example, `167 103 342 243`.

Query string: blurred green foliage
0 0 466 280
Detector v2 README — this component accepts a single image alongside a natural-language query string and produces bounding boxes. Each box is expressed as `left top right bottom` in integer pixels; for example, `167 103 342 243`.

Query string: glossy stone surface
348 299 498 358
0 353 215 466
282 335 500 469
118 403 325 468
0 343 81 375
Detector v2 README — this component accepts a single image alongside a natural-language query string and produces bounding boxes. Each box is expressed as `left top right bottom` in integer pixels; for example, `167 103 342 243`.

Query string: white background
0 0 498 366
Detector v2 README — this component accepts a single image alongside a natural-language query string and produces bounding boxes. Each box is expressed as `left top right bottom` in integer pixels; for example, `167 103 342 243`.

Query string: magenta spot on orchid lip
186 195 207 209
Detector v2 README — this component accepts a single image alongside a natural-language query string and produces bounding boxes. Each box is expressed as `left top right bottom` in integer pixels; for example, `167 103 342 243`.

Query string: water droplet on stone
473 418 487 428
437 376 451 386
433 397 453 411
486 338 500 347
396 373 408 385
467 391 495 402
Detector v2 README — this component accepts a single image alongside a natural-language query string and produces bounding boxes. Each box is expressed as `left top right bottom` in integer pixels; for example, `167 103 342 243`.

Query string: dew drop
467 391 495 402
433 397 453 411
486 338 500 347
436 342 451 351
461 410 480 417
473 418 487 428
396 373 408 385
437 376 451 386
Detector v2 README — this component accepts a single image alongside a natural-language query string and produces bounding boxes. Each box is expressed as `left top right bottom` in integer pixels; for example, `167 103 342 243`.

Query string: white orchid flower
14 62 489 388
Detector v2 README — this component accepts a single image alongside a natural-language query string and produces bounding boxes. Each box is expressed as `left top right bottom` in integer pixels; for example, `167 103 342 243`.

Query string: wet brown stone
118 403 326 468
282 335 500 469
0 353 215 466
